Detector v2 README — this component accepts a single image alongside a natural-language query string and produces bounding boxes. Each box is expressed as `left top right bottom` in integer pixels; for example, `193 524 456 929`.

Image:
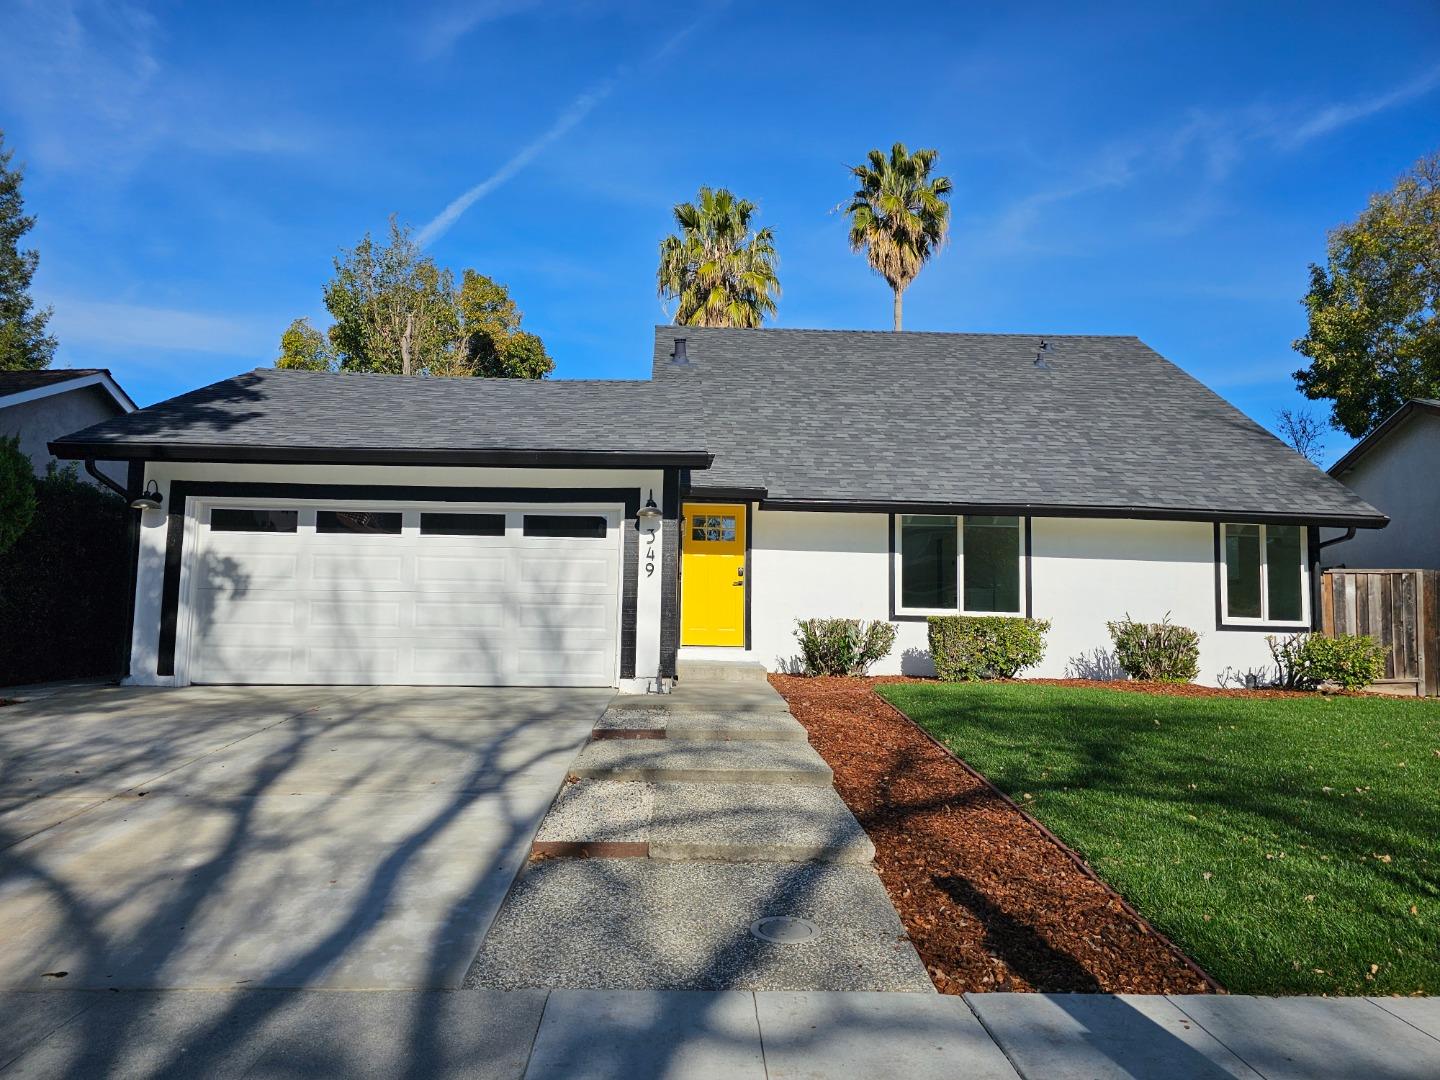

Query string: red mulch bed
772 674 1216 995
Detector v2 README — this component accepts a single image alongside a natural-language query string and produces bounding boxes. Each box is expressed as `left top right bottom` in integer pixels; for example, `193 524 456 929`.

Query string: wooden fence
1319 569 1440 697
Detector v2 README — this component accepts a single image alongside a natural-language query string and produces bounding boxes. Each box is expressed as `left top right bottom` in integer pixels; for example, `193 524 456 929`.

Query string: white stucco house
51 327 1386 691
1323 398 1439 571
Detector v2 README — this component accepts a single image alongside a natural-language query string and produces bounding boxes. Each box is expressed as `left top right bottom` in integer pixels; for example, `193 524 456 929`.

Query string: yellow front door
681 503 746 646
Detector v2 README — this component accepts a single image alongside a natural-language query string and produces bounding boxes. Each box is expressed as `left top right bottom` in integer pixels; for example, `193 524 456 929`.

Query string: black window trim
1213 522 1314 632
888 512 1032 622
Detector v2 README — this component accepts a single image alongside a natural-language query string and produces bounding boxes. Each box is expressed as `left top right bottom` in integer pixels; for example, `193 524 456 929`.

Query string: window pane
964 516 1021 612
523 515 607 539
316 510 402 535
691 515 737 542
1266 525 1304 622
900 515 957 609
420 512 504 537
1225 524 1262 618
210 508 297 533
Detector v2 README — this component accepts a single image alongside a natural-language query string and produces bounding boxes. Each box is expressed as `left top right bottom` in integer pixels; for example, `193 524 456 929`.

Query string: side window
962 516 1021 613
523 515 607 539
1222 523 1307 624
210 509 298 533
316 511 403 535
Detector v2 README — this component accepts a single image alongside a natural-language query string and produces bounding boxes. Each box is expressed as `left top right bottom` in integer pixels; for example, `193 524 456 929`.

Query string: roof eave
48 441 714 471
1328 399 1440 477
756 496 1389 529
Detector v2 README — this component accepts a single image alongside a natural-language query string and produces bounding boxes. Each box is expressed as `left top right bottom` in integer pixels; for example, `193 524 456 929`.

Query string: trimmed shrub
927 615 1051 682
0 466 130 684
794 618 897 676
0 435 36 555
1106 613 1200 683
1269 632 1387 692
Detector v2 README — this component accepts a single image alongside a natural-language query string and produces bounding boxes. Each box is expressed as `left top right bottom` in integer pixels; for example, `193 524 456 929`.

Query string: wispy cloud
967 64 1440 257
415 0 546 58
414 10 715 246
0 0 326 172
48 298 275 357
1282 65 1440 147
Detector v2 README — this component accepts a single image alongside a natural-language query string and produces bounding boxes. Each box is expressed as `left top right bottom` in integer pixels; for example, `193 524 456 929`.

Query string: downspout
1316 527 1357 552
84 458 129 501
1312 527 1358 634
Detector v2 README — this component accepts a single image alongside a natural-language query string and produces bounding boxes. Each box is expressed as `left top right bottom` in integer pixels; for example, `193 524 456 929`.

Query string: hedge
926 615 1050 681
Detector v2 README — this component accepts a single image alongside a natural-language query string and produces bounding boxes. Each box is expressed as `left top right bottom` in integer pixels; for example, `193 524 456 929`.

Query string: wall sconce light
129 480 164 512
637 490 661 529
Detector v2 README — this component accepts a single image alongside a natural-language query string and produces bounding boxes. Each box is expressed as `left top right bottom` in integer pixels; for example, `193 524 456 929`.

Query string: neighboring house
49 327 1385 690
0 368 136 485
1323 399 1440 571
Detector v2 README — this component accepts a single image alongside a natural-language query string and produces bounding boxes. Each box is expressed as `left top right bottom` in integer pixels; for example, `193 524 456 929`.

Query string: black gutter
84 458 130 500
1317 527 1358 551
51 442 714 470
756 497 1388 530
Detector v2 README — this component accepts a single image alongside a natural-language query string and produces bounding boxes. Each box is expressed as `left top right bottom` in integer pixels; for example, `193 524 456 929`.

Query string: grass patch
876 681 1440 995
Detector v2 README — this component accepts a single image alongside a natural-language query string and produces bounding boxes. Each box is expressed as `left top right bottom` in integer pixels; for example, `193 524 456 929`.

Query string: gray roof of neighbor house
1328 398 1440 478
51 367 712 468
0 368 110 395
651 326 1387 527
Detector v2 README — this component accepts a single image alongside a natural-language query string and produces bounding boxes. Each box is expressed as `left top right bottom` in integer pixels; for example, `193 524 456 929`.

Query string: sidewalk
4 988 1437 1078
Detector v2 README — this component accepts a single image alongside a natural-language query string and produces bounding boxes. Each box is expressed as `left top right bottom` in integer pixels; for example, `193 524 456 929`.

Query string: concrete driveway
0 684 610 991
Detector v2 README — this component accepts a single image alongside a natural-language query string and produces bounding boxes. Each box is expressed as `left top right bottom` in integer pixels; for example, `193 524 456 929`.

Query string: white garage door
185 502 621 686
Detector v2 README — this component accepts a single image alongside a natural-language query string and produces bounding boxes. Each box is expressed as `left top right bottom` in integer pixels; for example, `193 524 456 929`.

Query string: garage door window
210 508 298 533
523 514 607 539
420 512 505 537
316 510 403 535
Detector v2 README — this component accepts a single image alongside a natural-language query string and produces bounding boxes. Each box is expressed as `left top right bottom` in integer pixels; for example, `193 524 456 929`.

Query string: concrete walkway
3 988 1437 1078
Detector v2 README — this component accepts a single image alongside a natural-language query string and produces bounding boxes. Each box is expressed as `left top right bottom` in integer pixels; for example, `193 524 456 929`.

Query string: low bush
794 617 897 676
1268 632 1387 692
1106 613 1200 683
927 615 1051 681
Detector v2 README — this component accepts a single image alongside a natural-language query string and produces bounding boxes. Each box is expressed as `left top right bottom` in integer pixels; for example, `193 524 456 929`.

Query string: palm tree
844 143 953 330
657 187 779 328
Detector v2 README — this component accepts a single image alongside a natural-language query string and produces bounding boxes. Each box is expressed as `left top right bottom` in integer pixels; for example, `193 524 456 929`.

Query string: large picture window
1220 523 1308 625
896 515 1023 615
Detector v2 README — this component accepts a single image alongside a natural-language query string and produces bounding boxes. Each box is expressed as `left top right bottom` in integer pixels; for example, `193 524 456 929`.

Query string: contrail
415 10 717 247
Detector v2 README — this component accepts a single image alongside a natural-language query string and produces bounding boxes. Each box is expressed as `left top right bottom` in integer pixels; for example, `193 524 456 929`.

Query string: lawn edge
870 681 1227 995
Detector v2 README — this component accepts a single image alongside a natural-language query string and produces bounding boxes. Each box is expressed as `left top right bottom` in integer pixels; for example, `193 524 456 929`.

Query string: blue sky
2 1 1438 465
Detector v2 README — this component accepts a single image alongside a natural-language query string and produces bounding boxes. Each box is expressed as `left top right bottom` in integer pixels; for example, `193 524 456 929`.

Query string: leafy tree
0 132 56 372
279 218 553 379
1293 153 1440 438
1275 407 1326 463
657 187 779 328
275 317 334 371
0 434 36 553
845 142 953 330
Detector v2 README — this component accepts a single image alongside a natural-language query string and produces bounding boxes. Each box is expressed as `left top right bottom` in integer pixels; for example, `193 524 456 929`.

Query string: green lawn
876 681 1440 995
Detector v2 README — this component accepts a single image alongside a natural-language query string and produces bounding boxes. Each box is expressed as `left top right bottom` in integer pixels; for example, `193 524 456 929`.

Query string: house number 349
644 532 657 578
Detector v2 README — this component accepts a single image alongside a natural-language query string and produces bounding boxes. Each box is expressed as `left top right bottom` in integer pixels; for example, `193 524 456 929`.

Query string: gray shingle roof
651 326 1385 526
0 368 109 396
52 368 709 466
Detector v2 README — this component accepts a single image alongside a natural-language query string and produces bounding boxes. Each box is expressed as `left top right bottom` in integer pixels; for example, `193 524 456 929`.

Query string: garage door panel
412 600 507 630
310 554 405 583
308 600 403 629
415 553 508 586
196 553 299 589
190 502 619 687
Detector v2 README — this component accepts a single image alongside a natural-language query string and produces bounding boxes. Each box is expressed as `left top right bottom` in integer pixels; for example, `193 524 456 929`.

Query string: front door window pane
691 515 737 542
1267 525 1304 622
1225 524 1262 619
901 515 957 610
964 516 1020 612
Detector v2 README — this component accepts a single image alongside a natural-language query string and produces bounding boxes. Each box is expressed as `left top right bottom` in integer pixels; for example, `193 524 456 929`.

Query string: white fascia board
0 372 137 413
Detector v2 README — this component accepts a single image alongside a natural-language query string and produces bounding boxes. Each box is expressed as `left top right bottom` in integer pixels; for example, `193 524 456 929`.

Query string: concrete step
675 659 770 683
613 679 791 716
595 707 808 743
569 738 832 785
531 780 874 865
650 783 875 864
